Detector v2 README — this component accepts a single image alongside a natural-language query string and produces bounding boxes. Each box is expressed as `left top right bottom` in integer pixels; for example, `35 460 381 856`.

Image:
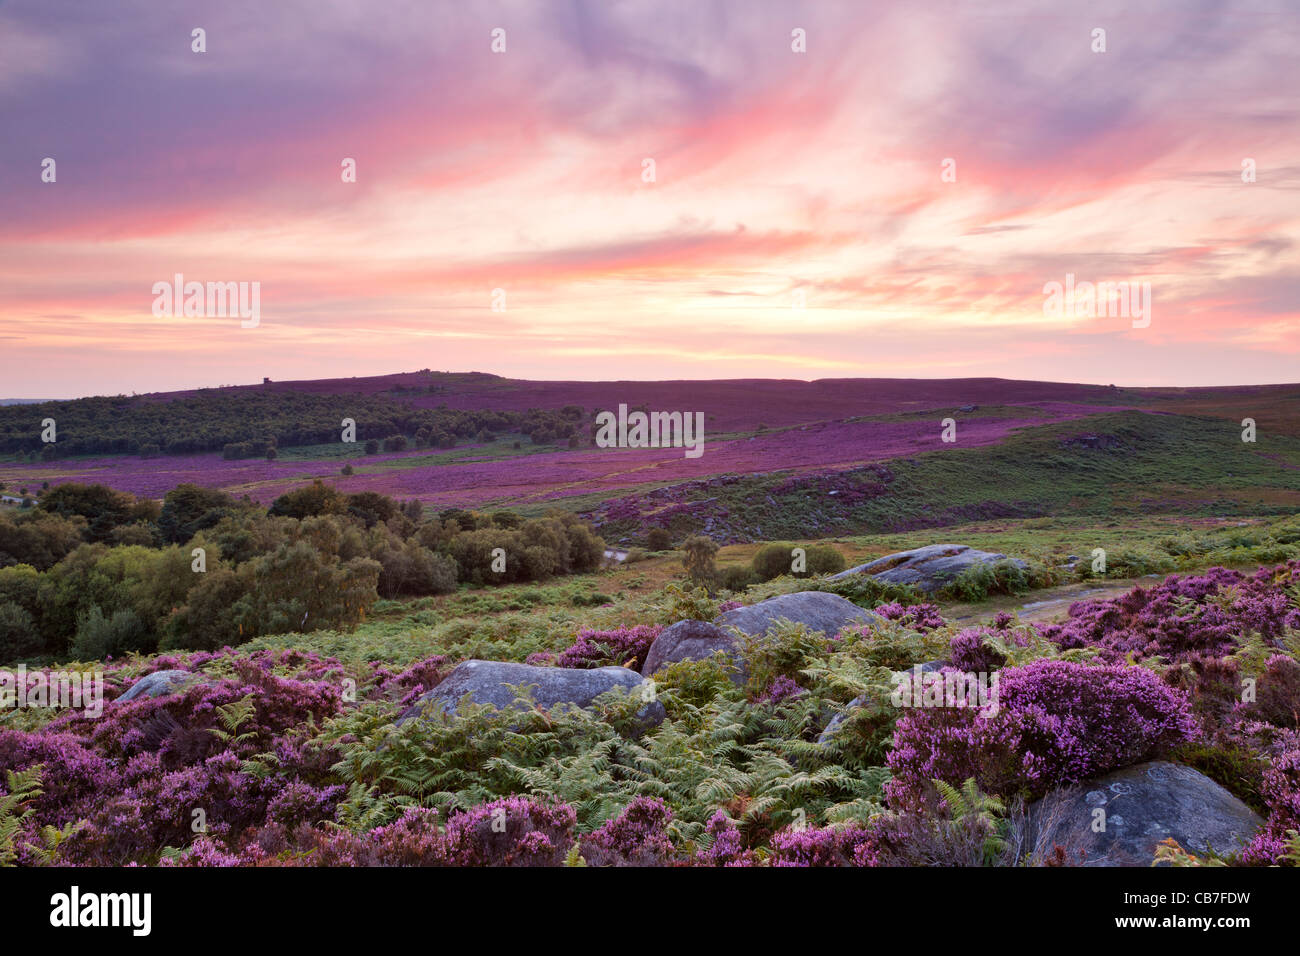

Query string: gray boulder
396 659 665 728
1027 761 1263 866
831 543 1025 593
642 619 745 685
116 669 210 703
716 591 881 638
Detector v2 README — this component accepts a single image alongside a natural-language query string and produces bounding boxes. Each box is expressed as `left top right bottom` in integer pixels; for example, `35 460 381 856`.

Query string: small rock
116 669 210 703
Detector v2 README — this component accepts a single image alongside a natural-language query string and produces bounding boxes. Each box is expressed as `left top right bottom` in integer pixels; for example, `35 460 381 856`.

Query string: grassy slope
587 411 1300 544
245 510 1300 669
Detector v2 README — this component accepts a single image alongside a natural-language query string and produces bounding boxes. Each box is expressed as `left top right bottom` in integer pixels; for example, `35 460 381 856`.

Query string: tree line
0 480 603 662
0 388 588 458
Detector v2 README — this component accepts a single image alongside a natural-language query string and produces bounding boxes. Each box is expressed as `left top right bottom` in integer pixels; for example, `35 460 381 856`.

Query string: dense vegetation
0 388 587 458
2 559 1297 867
587 411 1300 545
0 481 603 661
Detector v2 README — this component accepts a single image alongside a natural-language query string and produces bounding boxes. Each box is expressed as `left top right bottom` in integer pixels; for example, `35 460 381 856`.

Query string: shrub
748 542 846 580
948 628 1009 673
268 481 348 520
578 797 674 866
693 811 756 866
1241 731 1300 866
557 625 662 670
70 606 151 659
376 542 457 598
0 602 39 660
769 823 872 866
645 528 673 551
886 659 1199 807
753 543 797 581
439 796 576 867
873 602 946 631
806 545 847 576
717 564 758 592
1039 564 1300 664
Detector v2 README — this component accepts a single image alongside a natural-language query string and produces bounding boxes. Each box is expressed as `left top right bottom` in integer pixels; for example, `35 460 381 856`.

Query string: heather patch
2 560 1296 866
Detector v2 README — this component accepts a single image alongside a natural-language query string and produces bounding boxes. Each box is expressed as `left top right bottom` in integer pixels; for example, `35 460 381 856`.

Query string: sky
1 0 1298 398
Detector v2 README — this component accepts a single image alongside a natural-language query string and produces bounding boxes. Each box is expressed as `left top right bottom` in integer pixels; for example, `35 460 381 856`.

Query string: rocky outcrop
715 591 881 638
1026 761 1263 866
831 544 1025 593
640 592 880 686
396 660 665 728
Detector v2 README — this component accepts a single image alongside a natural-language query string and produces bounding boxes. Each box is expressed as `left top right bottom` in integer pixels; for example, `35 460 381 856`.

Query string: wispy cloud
1 0 1297 396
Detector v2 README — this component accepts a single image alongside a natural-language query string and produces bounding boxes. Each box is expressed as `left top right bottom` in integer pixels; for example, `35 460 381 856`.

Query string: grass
590 411 1300 544
238 509 1300 669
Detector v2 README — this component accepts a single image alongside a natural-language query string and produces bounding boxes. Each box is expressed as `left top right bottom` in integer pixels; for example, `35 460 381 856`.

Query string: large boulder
715 591 881 638
396 660 665 728
115 669 211 703
831 544 1025 593
1027 761 1263 866
642 619 745 685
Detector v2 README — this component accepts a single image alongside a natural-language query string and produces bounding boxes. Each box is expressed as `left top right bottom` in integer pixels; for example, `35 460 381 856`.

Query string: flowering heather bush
60 672 343 770
1039 563 1300 664
694 811 756 867
874 602 946 631
1239 655 1300 730
0 730 115 822
164 797 581 867
1241 731 1300 866
440 796 576 866
163 807 449 867
579 796 674 866
757 675 806 704
887 660 1199 807
768 823 872 867
556 625 662 670
369 655 451 707
948 628 1008 673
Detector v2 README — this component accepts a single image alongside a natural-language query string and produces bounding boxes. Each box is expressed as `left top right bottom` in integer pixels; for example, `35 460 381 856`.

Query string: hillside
2 373 1299 546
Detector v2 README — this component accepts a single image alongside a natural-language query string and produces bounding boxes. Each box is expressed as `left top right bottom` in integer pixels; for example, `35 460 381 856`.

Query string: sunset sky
2 0 1298 398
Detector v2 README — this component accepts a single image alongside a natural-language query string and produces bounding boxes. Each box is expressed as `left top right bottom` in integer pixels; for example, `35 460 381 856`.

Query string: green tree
682 535 719 586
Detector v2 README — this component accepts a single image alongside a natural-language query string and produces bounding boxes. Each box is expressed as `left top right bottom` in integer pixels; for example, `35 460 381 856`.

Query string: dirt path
943 574 1169 626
